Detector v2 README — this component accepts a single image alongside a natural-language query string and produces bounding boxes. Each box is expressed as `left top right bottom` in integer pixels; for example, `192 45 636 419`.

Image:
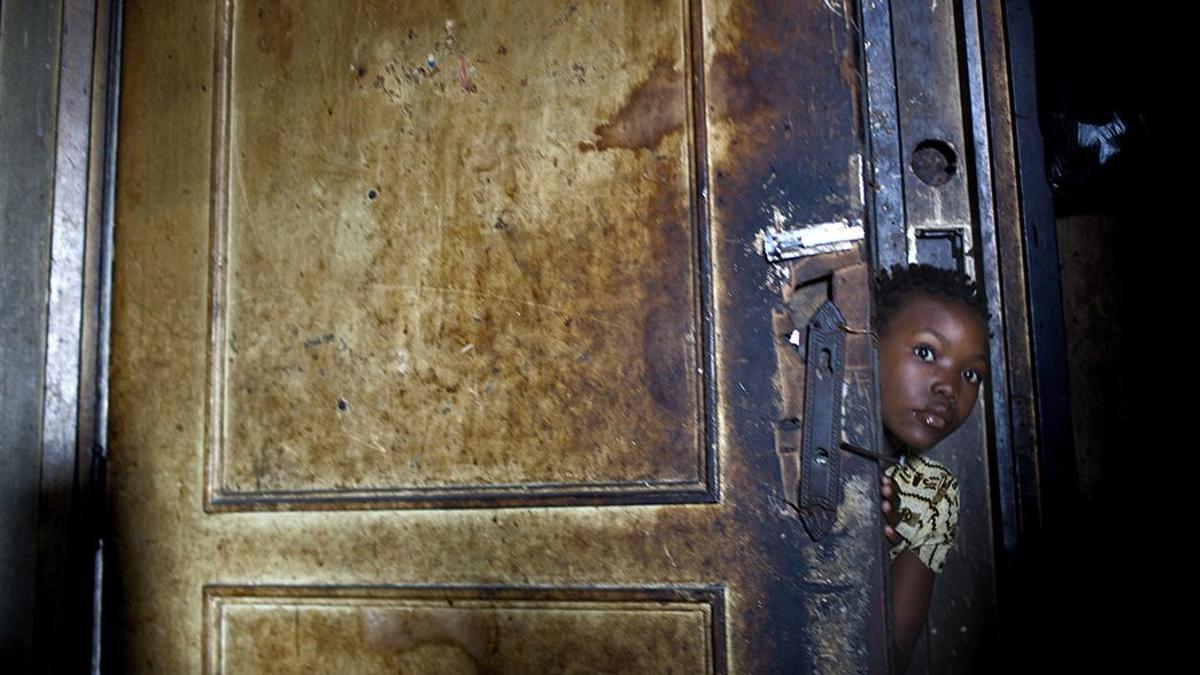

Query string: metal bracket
907 221 976 282
763 219 864 263
796 300 847 541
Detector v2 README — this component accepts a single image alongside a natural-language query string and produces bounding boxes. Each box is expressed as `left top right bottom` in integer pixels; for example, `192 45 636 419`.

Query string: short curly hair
873 263 989 337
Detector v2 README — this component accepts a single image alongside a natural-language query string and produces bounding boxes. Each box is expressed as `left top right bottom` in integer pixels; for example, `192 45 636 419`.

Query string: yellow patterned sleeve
884 457 960 573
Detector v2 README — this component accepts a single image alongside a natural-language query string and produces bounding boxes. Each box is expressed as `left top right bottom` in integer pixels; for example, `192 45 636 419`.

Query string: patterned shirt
883 454 959 573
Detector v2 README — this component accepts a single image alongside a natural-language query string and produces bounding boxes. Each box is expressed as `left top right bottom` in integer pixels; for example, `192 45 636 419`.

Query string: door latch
762 219 864 263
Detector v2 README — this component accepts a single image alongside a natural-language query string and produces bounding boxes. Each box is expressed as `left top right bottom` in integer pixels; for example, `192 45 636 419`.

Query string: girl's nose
932 371 958 400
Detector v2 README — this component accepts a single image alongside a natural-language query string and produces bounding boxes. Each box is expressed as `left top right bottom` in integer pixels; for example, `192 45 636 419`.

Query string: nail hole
368 189 378 201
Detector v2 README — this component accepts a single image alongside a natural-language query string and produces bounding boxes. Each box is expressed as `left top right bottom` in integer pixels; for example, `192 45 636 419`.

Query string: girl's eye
913 346 935 362
963 369 981 384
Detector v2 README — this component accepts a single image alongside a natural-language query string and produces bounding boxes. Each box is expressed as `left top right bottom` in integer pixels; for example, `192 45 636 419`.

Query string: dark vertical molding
1003 0 1076 536
0 0 64 669
976 0 1032 590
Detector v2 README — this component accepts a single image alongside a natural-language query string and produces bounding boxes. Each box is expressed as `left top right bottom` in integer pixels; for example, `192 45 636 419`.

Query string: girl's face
878 293 989 452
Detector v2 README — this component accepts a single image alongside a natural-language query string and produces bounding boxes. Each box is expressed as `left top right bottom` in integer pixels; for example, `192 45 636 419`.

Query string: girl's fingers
880 477 899 535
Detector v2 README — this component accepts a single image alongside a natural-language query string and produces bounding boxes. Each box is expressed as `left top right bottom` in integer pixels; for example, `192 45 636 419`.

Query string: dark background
1001 2 1169 668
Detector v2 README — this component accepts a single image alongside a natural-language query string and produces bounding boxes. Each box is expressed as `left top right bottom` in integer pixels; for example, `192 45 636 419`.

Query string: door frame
0 0 121 671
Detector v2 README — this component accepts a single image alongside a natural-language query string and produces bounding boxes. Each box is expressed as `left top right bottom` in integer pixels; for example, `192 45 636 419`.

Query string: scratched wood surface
109 0 880 671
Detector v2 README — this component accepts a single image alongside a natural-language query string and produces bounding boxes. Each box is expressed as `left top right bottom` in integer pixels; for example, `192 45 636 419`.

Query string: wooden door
109 1 887 671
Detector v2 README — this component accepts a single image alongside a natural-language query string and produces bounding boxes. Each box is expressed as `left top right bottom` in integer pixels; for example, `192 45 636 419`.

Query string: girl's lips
918 410 947 429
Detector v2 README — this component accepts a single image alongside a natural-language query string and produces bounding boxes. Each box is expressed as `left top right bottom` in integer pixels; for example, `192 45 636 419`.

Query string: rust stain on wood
583 58 685 152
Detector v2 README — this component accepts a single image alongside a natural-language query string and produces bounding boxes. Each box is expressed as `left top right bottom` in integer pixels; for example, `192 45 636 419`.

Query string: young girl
872 263 990 671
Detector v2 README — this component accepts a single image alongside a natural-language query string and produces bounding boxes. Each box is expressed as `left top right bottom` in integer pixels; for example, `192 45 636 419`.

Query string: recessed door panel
206 586 721 674
211 0 705 508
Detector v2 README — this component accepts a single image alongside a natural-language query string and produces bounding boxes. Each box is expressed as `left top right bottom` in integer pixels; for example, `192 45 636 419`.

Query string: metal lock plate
796 300 846 541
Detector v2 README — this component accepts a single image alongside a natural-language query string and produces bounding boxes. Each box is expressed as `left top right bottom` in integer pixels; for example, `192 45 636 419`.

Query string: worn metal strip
42 0 93 530
860 0 907 270
0 1 63 670
962 0 1007 558
91 1 123 670
37 0 101 670
891 0 975 276
971 0 1019 565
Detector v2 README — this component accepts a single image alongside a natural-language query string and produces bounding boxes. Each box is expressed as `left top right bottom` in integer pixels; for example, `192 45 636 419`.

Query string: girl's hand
880 475 902 545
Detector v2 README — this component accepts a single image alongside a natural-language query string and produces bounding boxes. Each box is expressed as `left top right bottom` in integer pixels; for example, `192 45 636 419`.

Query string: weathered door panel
110 0 885 671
